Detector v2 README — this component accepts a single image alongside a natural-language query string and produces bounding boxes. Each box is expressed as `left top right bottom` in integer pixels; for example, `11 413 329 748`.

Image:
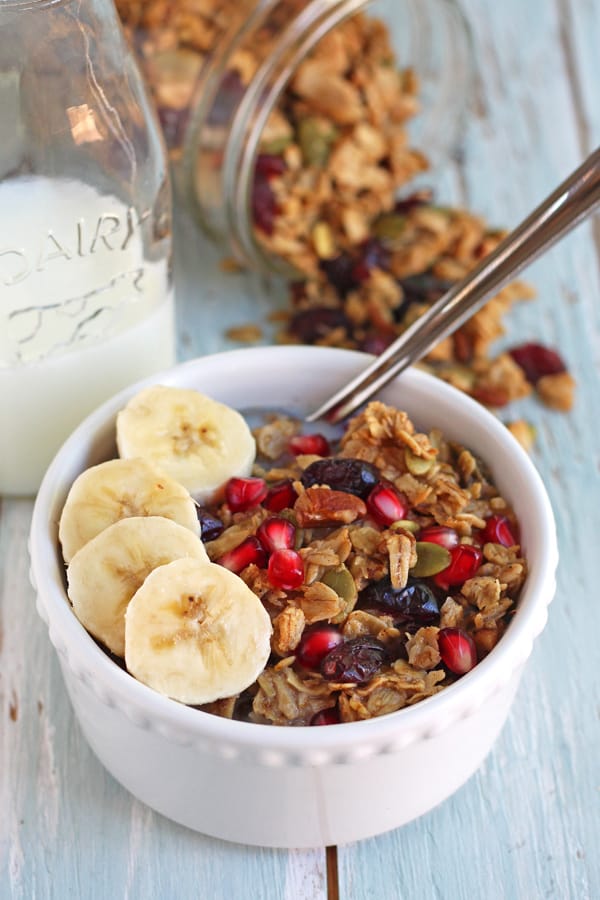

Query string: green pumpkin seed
322 565 358 624
297 117 338 167
391 519 419 534
372 213 407 242
405 447 434 475
411 541 451 577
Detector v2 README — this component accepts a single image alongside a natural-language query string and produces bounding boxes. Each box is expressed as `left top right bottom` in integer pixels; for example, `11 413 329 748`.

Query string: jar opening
182 0 472 275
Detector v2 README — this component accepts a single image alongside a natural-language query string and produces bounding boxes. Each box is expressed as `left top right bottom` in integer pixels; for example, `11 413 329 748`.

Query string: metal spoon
307 146 600 424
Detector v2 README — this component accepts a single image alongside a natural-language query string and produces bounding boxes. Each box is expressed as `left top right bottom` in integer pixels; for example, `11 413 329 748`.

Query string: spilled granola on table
116 1 575 418
196 402 527 726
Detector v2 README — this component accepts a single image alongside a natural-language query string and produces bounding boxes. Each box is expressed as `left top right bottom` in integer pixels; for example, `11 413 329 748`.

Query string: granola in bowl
201 401 527 725
30 346 557 845
56 383 527 727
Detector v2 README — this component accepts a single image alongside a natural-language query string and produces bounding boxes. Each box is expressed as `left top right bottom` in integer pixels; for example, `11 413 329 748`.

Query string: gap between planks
326 845 340 900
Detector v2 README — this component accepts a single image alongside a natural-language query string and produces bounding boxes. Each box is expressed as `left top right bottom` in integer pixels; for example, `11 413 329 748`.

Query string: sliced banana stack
116 385 256 502
67 516 209 657
59 457 200 564
125 557 273 705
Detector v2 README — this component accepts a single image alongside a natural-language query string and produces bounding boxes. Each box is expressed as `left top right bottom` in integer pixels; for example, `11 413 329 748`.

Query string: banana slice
116 385 256 502
59 457 200 564
125 557 272 706
67 516 209 657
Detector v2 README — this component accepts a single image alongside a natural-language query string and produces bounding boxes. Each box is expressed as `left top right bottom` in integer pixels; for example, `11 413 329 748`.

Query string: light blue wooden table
2 0 599 897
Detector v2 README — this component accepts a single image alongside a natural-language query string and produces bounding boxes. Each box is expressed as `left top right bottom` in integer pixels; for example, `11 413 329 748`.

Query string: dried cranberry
321 636 389 683
433 544 482 590
289 433 331 457
358 332 394 355
359 577 439 629
311 708 340 726
352 238 390 281
481 515 518 547
196 508 224 542
252 179 278 235
366 482 407 526
301 457 379 499
225 476 268 512
257 516 296 553
217 536 267 574
296 626 344 670
288 307 350 344
319 252 359 296
263 479 297 512
438 627 478 675
418 525 459 550
254 153 287 179
267 548 304 590
508 342 566 384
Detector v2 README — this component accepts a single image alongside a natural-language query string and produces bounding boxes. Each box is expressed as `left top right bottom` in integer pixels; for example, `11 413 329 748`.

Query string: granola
117 2 574 421
195 401 527 726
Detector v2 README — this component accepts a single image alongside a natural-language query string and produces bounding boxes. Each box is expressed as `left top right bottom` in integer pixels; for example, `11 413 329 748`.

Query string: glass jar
0 0 175 496
120 0 472 275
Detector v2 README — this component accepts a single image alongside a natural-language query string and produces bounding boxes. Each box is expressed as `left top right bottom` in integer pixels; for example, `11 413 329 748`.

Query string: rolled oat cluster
117 0 575 422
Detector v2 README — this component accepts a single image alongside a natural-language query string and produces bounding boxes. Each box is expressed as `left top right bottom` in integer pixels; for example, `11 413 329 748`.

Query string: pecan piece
294 486 367 526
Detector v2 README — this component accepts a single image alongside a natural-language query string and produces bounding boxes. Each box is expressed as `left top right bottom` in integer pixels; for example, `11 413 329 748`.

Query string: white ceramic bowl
29 346 558 848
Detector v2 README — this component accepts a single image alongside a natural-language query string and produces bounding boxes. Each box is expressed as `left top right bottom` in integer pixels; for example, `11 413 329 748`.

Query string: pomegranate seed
366 482 407 526
288 433 331 457
311 708 340 726
418 525 459 550
256 516 295 553
481 515 518 547
438 627 478 675
508 342 566 384
267 548 304 590
296 626 344 670
433 544 483 590
217 536 267 574
225 476 268 512
263 479 297 512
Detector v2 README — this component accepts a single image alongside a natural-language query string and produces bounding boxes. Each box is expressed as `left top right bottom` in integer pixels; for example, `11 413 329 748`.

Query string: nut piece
294 486 367 526
536 371 576 411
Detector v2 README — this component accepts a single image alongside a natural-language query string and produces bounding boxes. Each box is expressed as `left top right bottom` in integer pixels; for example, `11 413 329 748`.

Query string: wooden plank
334 0 600 896
3 0 599 895
0 493 328 897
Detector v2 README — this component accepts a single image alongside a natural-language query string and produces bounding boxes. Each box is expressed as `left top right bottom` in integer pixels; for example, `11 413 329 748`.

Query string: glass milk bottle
0 0 175 496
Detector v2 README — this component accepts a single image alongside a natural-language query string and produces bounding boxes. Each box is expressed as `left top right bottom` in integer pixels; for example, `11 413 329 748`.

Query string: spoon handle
307 146 600 424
